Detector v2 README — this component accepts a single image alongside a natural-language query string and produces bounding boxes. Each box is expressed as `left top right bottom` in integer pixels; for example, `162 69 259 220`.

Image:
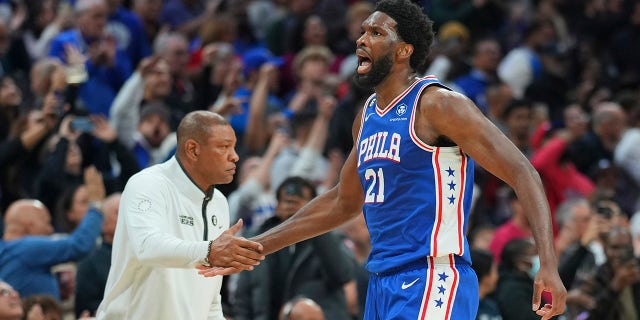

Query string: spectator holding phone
35 114 139 213
0 89 61 214
570 226 640 320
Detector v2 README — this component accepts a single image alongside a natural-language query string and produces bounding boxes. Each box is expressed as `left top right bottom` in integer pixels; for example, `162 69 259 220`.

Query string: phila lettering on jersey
355 76 475 274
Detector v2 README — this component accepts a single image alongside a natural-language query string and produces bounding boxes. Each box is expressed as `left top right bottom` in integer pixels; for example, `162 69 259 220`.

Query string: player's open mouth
356 50 372 74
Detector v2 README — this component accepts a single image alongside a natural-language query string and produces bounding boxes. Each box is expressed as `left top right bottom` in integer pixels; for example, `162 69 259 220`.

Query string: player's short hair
375 0 434 74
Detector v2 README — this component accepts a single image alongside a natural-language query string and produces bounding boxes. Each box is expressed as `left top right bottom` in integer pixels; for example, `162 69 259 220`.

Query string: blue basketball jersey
356 76 475 274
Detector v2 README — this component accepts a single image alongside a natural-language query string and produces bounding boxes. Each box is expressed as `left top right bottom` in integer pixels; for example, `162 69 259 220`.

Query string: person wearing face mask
494 238 543 320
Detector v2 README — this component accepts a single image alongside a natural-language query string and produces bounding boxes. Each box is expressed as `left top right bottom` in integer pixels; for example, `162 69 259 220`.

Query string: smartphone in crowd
70 117 94 133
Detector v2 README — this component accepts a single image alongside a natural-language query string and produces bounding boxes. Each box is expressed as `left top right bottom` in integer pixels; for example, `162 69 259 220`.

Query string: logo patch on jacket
180 215 194 226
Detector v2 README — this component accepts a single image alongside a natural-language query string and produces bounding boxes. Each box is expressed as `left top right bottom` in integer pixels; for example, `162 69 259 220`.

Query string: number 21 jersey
356 76 475 274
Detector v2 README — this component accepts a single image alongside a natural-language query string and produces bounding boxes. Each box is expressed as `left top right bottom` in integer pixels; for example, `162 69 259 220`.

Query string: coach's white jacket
96 157 229 320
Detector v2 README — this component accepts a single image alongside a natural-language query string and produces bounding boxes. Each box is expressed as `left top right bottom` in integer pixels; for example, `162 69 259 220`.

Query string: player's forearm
517 166 558 266
252 187 360 254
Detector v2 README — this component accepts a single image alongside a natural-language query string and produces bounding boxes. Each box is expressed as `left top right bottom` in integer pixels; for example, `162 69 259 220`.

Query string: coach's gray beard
354 54 393 89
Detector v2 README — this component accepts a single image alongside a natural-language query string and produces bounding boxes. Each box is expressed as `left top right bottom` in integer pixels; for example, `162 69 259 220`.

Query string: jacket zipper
202 186 215 240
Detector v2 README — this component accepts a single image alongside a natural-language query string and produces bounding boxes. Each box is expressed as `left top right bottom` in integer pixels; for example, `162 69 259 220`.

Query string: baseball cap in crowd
139 102 171 124
242 47 284 77
437 21 470 44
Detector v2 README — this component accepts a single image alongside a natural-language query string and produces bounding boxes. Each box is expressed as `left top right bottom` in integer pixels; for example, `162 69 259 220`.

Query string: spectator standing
0 167 104 300
153 32 199 129
227 131 287 232
573 226 640 320
48 0 133 117
20 0 74 62
74 192 120 318
501 99 534 157
109 56 172 149
54 183 91 233
132 0 162 42
105 0 151 67
531 104 595 220
554 198 603 290
229 47 285 149
130 103 174 169
614 105 640 214
160 0 220 40
498 18 556 99
453 38 502 114
234 177 354 320
567 101 626 179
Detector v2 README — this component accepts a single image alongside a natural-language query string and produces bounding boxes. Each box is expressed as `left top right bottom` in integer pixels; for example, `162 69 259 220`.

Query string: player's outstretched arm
252 144 364 255
248 109 366 255
418 87 566 319
199 113 366 277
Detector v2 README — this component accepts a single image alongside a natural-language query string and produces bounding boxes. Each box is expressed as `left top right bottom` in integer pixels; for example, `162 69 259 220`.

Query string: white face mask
527 255 540 279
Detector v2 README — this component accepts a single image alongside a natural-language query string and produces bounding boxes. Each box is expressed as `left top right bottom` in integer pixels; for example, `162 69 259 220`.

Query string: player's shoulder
419 85 472 112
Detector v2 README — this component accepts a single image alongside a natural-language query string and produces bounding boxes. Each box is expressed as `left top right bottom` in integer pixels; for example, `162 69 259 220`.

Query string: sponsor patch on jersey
179 215 194 226
396 103 407 116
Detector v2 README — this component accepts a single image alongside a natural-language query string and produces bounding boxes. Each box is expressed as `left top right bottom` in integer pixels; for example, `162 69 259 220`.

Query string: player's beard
354 53 393 89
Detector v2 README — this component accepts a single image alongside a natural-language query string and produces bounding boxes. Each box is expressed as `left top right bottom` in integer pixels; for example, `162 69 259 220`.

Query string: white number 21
364 168 385 203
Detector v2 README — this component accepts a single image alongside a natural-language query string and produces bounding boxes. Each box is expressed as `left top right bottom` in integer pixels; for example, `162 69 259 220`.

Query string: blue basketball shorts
364 254 479 320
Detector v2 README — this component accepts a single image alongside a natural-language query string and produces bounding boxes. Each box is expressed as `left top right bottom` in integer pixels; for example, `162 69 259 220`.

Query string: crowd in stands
0 0 639 319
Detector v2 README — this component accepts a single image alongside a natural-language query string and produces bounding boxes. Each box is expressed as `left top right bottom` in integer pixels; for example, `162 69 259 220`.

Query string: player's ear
397 43 413 60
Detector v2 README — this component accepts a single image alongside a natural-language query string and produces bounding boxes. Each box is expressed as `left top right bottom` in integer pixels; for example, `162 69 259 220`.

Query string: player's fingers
535 304 553 319
235 240 265 257
229 260 257 271
548 298 565 319
531 281 542 311
214 250 261 268
234 247 264 264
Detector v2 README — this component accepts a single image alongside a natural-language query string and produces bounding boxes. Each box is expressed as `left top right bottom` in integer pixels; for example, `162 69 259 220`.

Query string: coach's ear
184 139 200 161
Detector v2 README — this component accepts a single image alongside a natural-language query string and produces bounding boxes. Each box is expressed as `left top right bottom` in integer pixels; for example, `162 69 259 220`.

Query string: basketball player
200 0 566 319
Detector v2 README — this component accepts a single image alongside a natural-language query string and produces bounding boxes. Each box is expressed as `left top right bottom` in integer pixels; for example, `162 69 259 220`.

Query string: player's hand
200 219 264 276
533 266 567 320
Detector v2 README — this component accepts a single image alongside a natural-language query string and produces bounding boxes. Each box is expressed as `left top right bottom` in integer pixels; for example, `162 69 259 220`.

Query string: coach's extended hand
198 219 264 276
